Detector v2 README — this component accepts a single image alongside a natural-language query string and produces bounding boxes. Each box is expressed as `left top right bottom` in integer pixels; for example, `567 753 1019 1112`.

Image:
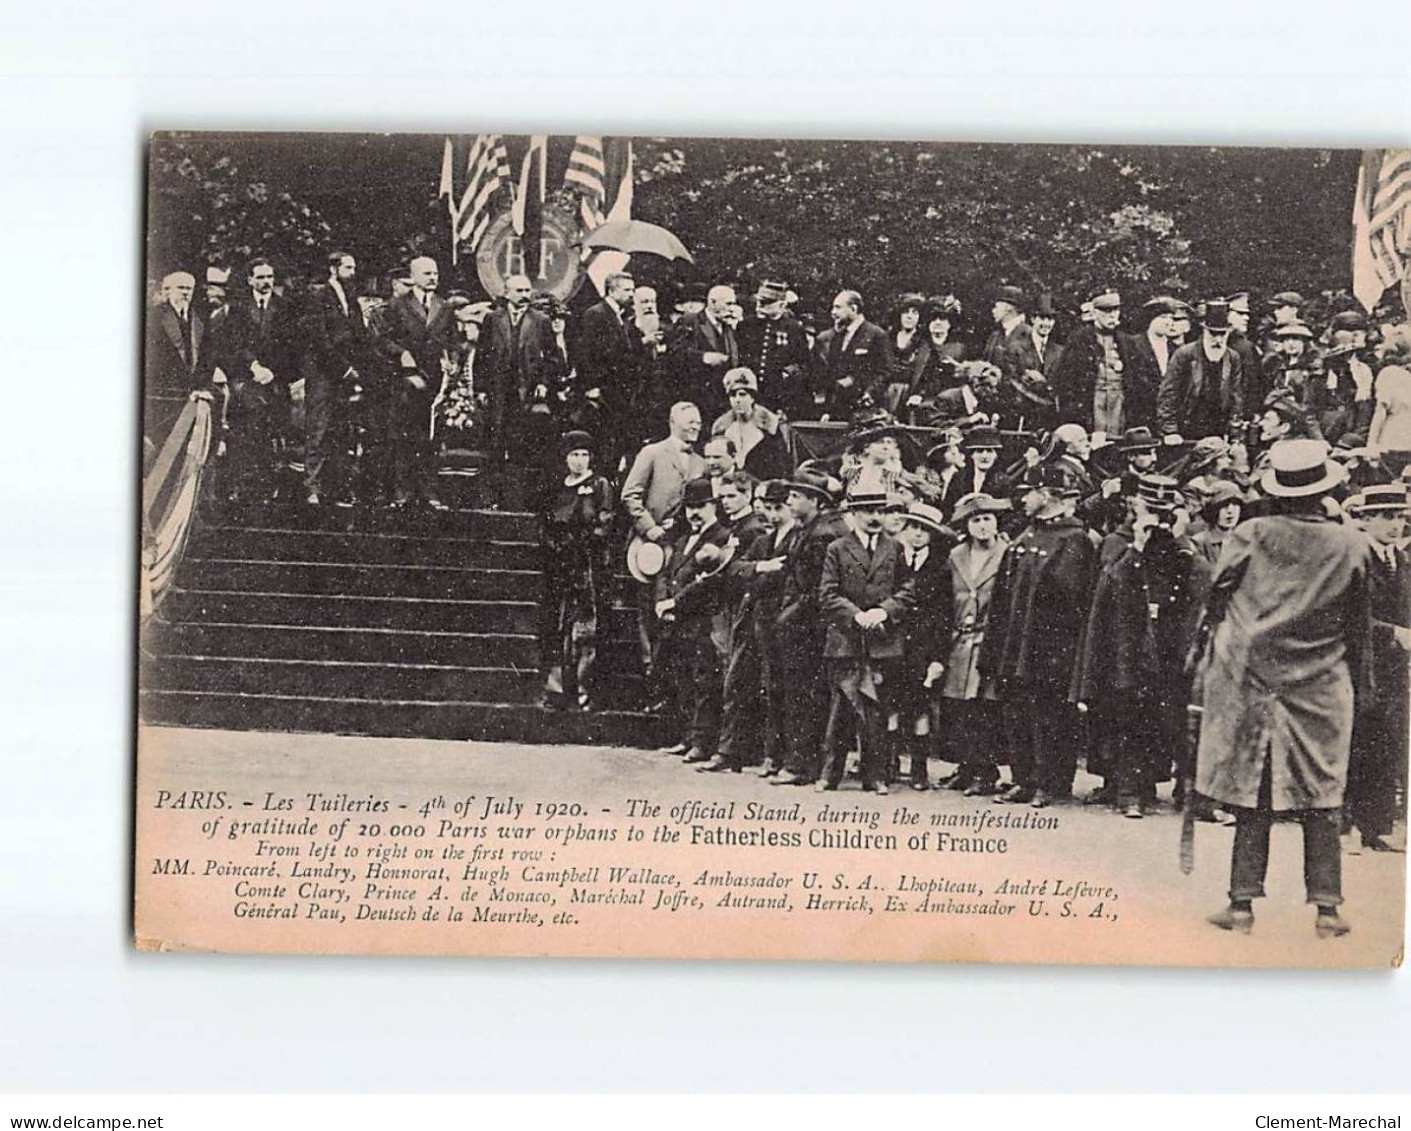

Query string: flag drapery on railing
141 395 214 618
1352 148 1411 314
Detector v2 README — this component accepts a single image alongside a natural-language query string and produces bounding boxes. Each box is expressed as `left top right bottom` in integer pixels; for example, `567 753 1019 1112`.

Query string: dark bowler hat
1330 310 1369 332
757 479 792 505
961 423 1004 451
1136 473 1183 511
561 430 594 454
994 285 1027 310
1116 426 1159 453
1346 484 1409 513
682 477 716 508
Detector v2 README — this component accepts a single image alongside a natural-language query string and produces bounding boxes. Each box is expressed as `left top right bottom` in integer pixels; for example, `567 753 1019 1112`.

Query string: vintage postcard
136 132 1408 966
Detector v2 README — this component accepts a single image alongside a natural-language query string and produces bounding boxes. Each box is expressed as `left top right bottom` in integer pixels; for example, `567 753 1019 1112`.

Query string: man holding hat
1052 286 1146 436
1344 484 1411 853
1195 439 1372 938
654 476 735 766
772 470 850 786
737 279 812 420
1156 300 1246 442
816 488 920 794
981 462 1097 806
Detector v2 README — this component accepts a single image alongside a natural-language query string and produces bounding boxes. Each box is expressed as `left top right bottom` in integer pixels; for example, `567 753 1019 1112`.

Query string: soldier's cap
953 492 1012 524
1346 484 1410 514
682 477 716 508
1261 439 1346 498
723 367 759 393
1271 320 1314 339
755 280 789 302
841 489 890 512
904 501 950 535
1224 291 1251 313
1136 473 1184 512
757 479 792 505
994 285 1027 310
1117 426 1160 453
1270 291 1305 308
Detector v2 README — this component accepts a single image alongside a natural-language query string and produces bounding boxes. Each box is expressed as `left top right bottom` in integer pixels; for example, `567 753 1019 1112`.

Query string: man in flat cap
1052 287 1148 438
738 279 814 421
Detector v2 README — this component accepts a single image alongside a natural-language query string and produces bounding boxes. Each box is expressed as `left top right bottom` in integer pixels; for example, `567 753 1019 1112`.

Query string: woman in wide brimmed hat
536 430 616 712
1194 437 1369 939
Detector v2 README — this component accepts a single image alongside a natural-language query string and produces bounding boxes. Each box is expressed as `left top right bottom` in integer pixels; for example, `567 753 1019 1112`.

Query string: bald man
669 283 741 418
375 255 454 508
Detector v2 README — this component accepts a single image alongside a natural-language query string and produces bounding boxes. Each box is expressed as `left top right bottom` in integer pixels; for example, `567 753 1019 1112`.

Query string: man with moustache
217 257 299 502
146 270 211 397
300 250 370 506
814 290 893 419
477 273 551 471
737 279 813 420
1157 301 1246 442
669 283 741 419
654 477 735 766
576 271 640 472
1052 287 1148 435
375 255 455 509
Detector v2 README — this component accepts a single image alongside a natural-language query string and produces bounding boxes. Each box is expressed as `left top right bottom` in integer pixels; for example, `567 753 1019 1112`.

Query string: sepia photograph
135 131 1409 968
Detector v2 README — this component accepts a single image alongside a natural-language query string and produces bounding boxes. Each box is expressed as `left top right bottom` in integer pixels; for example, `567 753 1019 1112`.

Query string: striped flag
511 135 549 278
454 133 512 258
1352 148 1411 313
565 135 609 230
585 141 634 296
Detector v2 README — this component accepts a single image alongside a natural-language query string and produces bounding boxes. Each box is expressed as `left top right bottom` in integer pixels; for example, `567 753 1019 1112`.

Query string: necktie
867 535 877 554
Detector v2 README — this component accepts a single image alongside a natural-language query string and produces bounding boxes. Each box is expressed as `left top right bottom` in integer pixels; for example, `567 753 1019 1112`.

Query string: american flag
564 135 609 230
1353 148 1411 313
454 133 512 255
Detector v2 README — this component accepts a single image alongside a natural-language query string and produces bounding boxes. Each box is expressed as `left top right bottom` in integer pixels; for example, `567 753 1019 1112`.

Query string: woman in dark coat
536 430 615 711
904 297 967 420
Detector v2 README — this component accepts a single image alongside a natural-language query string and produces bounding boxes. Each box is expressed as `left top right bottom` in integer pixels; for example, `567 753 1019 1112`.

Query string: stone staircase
139 490 666 748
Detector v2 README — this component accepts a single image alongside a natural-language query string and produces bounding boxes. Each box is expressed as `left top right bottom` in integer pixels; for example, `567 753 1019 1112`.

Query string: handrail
141 394 215 618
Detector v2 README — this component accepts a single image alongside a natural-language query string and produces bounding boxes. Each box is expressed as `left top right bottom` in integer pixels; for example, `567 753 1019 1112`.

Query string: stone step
206 500 541 541
165 586 540 634
142 653 644 705
184 558 547 602
138 688 668 747
186 525 539 569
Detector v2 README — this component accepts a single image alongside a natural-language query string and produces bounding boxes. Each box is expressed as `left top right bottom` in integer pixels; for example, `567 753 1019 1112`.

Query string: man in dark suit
816 489 919 794
654 477 735 765
478 273 551 468
375 255 455 508
1156 301 1246 441
815 290 893 419
214 258 299 502
574 271 640 472
669 283 741 421
982 285 1031 379
300 251 370 505
145 271 210 395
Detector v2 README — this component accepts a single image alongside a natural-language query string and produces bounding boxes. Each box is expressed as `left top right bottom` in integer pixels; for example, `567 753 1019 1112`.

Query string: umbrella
580 220 694 264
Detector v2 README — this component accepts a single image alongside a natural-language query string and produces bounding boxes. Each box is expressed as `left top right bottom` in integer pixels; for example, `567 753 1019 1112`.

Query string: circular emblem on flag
474 203 584 302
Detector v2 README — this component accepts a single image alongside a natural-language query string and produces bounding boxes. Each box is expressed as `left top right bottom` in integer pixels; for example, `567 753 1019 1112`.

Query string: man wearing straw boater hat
1343 484 1411 854
815 487 920 795
1193 439 1373 938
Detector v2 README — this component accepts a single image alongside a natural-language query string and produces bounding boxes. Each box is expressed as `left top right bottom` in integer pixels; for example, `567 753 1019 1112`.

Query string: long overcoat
1194 513 1373 811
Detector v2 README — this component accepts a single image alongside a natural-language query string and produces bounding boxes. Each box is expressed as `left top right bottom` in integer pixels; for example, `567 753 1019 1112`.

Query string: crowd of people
145 251 1411 938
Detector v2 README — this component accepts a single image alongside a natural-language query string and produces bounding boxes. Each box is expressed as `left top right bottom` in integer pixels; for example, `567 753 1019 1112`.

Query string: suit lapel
161 305 185 358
